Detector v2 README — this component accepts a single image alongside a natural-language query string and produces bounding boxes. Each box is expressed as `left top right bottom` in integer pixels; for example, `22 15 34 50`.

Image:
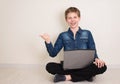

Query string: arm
41 33 63 57
88 31 98 58
88 31 105 68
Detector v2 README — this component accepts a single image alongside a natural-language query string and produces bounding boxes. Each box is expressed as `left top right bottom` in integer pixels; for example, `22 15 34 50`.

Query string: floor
0 64 120 84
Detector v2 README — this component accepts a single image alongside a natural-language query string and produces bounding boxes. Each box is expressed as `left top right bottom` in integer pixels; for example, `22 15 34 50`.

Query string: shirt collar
67 27 82 35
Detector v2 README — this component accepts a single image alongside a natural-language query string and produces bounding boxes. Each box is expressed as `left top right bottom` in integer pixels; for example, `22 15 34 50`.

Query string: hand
93 58 105 68
40 33 51 43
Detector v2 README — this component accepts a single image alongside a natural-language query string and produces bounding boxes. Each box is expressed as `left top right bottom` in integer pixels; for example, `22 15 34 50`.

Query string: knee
45 62 56 74
46 62 53 72
100 65 107 74
103 65 107 72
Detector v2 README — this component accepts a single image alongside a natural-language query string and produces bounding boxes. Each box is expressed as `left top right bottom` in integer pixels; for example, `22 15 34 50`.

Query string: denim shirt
45 27 98 58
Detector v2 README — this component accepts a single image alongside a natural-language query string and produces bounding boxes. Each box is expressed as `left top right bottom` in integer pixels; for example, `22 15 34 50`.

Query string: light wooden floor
0 64 120 84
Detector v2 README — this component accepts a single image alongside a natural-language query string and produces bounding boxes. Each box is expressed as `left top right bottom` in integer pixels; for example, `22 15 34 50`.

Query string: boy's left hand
93 58 105 68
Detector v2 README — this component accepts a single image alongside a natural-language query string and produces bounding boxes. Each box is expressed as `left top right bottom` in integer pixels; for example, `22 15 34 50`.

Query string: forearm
43 33 63 57
45 42 57 57
94 50 99 59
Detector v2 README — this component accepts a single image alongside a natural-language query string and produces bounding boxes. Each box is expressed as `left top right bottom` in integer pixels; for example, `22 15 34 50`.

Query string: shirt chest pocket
64 40 72 45
80 37 88 43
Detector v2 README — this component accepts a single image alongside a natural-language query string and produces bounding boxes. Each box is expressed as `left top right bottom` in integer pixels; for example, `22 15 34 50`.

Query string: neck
70 27 79 34
70 27 79 39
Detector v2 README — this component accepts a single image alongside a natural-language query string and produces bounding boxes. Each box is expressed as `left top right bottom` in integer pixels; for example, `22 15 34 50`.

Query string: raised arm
41 33 63 57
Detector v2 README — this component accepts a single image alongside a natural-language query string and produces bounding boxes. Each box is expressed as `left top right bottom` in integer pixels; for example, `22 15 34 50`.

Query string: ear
65 18 68 23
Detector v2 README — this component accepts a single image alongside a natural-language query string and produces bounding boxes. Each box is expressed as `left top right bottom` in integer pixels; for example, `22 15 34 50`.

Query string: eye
74 16 77 19
68 17 72 19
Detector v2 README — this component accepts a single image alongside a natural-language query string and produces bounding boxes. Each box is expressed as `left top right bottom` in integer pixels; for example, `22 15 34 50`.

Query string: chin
70 24 78 28
70 26 78 29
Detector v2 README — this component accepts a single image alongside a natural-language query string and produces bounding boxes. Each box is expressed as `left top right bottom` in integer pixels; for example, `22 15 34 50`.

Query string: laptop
63 50 95 70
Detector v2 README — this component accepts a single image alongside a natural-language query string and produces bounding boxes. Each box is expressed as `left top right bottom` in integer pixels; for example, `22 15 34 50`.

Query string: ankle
54 74 66 82
65 75 72 81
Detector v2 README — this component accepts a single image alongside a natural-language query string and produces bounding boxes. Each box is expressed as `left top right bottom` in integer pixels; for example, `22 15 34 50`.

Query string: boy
40 7 107 82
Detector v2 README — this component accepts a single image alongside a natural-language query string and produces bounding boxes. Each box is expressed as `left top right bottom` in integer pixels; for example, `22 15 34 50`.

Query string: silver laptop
63 50 95 70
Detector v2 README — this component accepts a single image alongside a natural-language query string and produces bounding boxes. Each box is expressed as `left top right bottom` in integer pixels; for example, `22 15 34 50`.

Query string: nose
71 18 75 22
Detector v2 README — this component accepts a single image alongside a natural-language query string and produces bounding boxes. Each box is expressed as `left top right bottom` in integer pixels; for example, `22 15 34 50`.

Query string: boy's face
66 12 80 29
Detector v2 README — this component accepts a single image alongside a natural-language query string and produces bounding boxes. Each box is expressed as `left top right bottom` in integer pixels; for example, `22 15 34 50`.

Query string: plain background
0 0 120 66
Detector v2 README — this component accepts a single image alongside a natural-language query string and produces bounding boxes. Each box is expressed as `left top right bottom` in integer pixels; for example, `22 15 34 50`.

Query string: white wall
0 0 120 65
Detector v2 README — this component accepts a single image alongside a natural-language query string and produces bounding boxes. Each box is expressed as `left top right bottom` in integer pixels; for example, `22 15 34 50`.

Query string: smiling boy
41 7 107 82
